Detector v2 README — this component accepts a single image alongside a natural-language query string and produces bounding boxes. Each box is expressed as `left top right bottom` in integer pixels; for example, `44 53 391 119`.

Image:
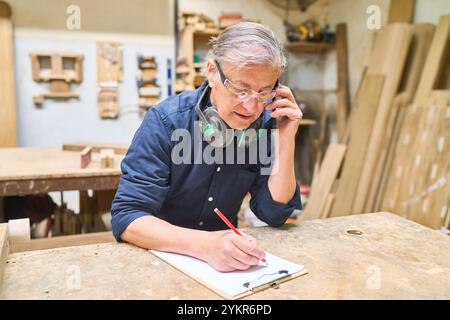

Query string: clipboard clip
243 270 291 293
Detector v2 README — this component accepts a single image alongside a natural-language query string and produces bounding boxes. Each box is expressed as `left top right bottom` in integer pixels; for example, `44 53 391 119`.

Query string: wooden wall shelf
285 41 335 53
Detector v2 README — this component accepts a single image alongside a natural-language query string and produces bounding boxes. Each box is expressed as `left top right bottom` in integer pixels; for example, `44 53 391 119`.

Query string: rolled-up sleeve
111 108 172 241
249 174 301 227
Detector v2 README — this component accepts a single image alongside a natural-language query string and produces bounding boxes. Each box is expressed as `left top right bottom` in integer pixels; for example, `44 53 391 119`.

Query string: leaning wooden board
330 75 385 217
301 144 346 220
382 101 425 214
400 91 450 229
373 93 411 211
382 91 450 229
414 15 450 106
352 23 413 214
372 24 435 211
0 224 8 290
0 1 17 147
418 93 450 229
382 15 450 216
387 0 415 23
335 23 350 143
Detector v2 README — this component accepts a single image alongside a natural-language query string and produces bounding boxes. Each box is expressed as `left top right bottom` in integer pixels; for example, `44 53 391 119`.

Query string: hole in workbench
346 229 363 235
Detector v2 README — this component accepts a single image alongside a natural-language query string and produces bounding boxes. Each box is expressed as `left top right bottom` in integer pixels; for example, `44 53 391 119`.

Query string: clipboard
150 250 308 300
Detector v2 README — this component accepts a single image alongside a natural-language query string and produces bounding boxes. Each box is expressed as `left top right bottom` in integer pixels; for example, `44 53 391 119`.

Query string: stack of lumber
301 12 450 230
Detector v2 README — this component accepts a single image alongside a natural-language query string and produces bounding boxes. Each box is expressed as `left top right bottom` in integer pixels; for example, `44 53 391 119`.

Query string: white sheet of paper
150 250 305 297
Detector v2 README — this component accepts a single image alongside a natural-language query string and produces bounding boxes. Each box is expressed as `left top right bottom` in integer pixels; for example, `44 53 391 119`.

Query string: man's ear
206 59 217 87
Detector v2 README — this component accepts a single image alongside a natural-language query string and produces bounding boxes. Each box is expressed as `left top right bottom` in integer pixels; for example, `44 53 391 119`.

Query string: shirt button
198 221 204 226
216 167 221 172
208 197 213 202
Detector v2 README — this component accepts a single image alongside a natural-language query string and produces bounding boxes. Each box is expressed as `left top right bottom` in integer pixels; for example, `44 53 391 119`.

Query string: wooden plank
414 92 450 228
301 144 347 221
62 142 128 154
381 16 450 216
386 91 450 227
320 193 335 219
373 93 411 211
352 23 413 214
381 102 424 214
399 24 436 96
445 204 450 229
388 0 415 23
369 24 435 212
10 231 114 253
367 93 411 213
406 98 444 225
0 223 8 290
335 23 350 143
329 75 385 217
414 14 450 105
0 1 17 147
342 67 368 145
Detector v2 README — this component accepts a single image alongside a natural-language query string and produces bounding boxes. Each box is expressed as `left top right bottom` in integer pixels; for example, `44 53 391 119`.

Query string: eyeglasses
214 60 279 104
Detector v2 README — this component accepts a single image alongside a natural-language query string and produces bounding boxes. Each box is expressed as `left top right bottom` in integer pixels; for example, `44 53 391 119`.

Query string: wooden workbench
1 212 449 299
0 147 124 196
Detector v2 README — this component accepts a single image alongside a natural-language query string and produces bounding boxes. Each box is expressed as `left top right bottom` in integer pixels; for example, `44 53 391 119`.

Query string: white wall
414 0 450 23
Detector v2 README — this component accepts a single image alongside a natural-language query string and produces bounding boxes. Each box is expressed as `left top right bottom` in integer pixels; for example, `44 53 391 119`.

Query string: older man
111 22 302 272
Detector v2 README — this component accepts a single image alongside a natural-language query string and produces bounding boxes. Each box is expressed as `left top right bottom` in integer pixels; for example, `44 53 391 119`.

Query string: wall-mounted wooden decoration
30 51 84 106
137 54 160 116
97 41 123 119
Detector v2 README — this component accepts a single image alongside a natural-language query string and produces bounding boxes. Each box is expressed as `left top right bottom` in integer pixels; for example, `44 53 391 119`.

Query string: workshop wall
7 0 173 35
7 0 175 147
15 29 173 146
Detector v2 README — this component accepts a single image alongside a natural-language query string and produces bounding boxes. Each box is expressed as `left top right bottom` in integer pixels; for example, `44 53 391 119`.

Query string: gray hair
208 22 287 72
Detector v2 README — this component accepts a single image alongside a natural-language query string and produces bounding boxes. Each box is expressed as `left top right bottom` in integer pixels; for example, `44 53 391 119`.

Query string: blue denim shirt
111 82 301 241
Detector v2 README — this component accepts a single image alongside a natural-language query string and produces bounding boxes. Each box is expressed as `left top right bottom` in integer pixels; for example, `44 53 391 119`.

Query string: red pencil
213 208 267 264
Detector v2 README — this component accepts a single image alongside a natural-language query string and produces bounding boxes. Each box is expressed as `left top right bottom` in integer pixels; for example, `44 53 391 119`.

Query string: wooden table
1 212 449 299
0 147 124 196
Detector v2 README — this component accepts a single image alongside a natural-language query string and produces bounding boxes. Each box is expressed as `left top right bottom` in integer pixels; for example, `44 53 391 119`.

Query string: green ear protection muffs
195 85 266 148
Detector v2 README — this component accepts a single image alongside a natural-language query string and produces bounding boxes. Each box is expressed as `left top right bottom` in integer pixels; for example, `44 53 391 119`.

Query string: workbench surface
0 147 123 195
1 212 449 299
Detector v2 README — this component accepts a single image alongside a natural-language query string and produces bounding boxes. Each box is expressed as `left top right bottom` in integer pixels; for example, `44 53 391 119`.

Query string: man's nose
242 96 259 113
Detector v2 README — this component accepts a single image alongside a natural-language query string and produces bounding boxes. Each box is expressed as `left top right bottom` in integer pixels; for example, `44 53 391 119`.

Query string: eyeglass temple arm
214 60 227 83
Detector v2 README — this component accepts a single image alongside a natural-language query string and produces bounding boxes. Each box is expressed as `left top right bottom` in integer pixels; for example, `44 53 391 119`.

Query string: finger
228 257 252 271
275 86 296 103
231 245 259 266
231 235 265 260
266 98 298 111
270 108 303 121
